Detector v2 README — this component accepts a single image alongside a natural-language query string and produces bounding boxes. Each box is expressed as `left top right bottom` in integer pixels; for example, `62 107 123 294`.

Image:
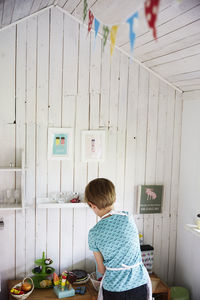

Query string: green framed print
48 128 73 160
137 185 163 214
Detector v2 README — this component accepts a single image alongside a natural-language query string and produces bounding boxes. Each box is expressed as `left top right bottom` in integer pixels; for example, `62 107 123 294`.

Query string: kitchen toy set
10 252 89 299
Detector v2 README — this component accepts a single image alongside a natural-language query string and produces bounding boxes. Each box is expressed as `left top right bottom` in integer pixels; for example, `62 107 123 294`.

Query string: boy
85 178 151 300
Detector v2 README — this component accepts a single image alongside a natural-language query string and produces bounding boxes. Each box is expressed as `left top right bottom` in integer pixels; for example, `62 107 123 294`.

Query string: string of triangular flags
83 0 161 56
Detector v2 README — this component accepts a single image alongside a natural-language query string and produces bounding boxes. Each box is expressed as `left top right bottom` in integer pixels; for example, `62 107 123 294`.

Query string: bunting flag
126 12 139 52
83 0 162 57
94 18 100 38
144 0 160 40
88 10 94 34
110 25 119 56
83 0 88 22
102 25 109 50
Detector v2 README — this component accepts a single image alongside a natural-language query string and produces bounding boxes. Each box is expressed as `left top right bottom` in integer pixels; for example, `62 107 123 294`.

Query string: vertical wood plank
116 53 128 208
0 25 16 299
35 9 49 259
63 14 79 96
47 7 63 273
103 49 120 185
124 60 139 213
73 95 89 269
85 32 102 272
167 92 183 285
160 85 176 282
26 15 37 274
60 95 75 272
15 20 26 279
100 42 110 128
134 67 149 234
0 27 15 123
60 11 78 272
73 21 90 269
78 24 89 95
144 74 159 246
153 80 168 276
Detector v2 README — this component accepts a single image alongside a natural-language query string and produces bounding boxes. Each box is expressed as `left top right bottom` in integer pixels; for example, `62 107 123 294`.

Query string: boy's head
84 178 116 209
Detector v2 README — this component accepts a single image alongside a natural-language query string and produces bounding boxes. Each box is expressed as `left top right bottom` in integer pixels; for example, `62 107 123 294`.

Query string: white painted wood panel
35 9 49 259
0 7 183 298
47 7 63 273
25 15 37 276
0 21 16 299
116 53 128 208
123 60 139 213
15 20 26 279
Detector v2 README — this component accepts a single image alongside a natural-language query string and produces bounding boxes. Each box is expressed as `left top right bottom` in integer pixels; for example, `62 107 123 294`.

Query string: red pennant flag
88 10 94 34
144 0 160 40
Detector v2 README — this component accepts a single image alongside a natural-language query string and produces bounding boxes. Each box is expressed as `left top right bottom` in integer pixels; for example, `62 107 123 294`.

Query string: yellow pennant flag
110 25 118 56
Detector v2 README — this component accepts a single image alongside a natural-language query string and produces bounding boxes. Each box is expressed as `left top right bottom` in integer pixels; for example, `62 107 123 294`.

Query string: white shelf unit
185 224 200 237
37 197 88 209
0 151 26 211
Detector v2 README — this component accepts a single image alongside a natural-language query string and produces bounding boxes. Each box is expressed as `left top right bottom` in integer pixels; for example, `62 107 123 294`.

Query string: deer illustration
145 188 157 201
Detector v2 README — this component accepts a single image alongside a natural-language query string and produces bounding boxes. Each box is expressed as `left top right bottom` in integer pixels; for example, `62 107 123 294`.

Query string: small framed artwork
137 185 163 214
48 128 73 160
81 130 106 162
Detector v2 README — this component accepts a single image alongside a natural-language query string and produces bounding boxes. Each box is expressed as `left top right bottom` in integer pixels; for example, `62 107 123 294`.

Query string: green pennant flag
83 0 88 22
102 26 109 51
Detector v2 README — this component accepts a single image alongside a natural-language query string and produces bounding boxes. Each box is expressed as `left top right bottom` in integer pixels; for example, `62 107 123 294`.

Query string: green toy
32 251 55 288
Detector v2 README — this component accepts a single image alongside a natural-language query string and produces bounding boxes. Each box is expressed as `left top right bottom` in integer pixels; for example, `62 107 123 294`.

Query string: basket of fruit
10 277 34 299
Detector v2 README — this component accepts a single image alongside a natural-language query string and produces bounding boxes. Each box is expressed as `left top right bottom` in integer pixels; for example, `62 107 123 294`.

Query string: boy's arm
93 251 106 275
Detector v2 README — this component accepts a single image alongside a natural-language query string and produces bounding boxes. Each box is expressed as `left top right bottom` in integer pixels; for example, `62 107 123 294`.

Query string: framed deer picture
137 185 163 214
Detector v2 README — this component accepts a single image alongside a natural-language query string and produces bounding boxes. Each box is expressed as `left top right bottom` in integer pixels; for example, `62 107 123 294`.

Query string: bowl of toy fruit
10 277 34 299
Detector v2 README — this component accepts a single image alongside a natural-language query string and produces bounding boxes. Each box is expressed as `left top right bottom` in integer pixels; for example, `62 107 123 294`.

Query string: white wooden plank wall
0 7 182 299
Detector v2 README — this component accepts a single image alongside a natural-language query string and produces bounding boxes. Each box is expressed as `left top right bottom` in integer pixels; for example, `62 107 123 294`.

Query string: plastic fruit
21 282 32 292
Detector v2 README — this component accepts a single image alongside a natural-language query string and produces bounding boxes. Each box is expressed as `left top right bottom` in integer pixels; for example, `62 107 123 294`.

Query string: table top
150 274 170 294
8 274 169 299
8 280 98 300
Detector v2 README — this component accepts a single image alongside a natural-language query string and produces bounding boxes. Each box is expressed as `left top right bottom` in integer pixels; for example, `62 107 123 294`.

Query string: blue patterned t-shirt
88 211 148 292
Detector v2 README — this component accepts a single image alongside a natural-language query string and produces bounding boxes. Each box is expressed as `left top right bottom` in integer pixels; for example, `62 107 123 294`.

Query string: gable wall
0 7 182 298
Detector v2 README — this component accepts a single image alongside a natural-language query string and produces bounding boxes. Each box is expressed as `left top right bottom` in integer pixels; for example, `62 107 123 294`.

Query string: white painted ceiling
0 0 200 92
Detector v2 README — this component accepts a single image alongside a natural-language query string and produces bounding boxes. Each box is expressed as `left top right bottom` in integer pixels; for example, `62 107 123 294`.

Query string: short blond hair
84 178 116 209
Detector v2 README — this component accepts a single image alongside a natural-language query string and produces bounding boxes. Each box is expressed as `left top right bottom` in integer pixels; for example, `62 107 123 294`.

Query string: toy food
53 272 60 286
10 288 24 295
44 258 53 265
66 271 77 284
21 282 32 292
40 279 52 288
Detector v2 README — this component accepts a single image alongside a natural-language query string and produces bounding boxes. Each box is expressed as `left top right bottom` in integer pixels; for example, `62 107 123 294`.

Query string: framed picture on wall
81 130 106 162
48 128 73 160
137 185 163 214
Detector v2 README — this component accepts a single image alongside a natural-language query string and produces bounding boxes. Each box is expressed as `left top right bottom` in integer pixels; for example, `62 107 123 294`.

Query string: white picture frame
81 130 106 162
48 128 73 160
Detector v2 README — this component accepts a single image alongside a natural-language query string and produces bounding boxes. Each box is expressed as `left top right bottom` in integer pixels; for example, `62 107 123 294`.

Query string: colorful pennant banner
94 18 100 38
88 10 94 34
83 0 88 22
102 25 109 51
83 0 161 55
126 12 139 52
110 25 118 56
144 0 160 40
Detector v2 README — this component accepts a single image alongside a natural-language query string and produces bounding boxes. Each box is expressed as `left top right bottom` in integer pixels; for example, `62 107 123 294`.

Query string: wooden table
8 280 98 300
150 274 170 300
8 274 170 300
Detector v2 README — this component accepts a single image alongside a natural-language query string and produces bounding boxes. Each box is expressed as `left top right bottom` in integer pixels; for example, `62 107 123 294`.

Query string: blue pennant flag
126 11 139 52
94 18 100 38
